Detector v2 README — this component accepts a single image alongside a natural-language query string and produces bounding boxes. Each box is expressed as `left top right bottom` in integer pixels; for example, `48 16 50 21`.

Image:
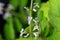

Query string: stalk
29 0 33 39
30 0 33 16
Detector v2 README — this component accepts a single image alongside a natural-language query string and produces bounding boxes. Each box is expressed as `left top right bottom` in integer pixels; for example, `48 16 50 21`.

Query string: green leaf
49 0 60 31
47 29 60 40
37 1 49 22
14 17 23 32
47 0 60 40
4 17 15 40
37 9 43 21
49 14 60 31
49 0 60 17
41 1 49 21
19 12 28 28
40 17 49 37
20 0 28 7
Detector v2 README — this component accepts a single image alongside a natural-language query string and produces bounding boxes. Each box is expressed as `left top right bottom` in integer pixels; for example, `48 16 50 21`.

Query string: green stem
30 0 33 16
29 0 33 40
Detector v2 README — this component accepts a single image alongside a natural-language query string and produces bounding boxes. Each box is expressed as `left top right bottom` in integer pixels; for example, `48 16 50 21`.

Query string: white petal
35 4 39 8
33 19 37 24
20 28 24 36
24 7 29 11
28 16 32 25
36 5 39 8
24 7 27 9
24 33 29 38
35 17 39 22
33 17 39 24
33 3 40 8
3 12 12 20
8 4 14 10
20 28 24 33
33 3 38 5
0 3 4 7
20 32 24 36
33 25 39 31
33 8 37 12
33 32 39 38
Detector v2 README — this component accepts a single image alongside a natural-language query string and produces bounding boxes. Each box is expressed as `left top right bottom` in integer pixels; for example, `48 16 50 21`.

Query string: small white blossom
33 17 39 24
20 28 24 36
28 16 32 25
33 3 40 8
8 4 14 10
24 33 29 38
3 12 12 20
24 7 29 11
20 28 24 33
20 32 24 36
33 8 37 12
33 3 40 12
0 2 4 7
33 32 39 38
33 25 39 31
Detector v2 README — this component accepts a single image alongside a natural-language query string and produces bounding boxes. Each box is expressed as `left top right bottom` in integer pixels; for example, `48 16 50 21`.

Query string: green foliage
4 16 15 40
47 29 60 40
46 0 60 40
14 17 23 32
49 0 60 31
20 0 28 7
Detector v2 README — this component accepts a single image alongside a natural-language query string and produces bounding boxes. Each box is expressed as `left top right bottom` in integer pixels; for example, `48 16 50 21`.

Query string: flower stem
29 0 33 40
30 0 33 16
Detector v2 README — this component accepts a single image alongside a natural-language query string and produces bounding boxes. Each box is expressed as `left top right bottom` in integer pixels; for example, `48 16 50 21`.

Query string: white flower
3 12 12 20
8 4 14 10
24 33 29 38
20 28 24 33
20 32 24 36
33 8 37 12
33 17 39 24
20 28 29 37
33 25 39 31
0 2 4 7
33 3 40 8
24 7 29 11
28 16 32 25
33 32 39 38
20 28 24 36
33 3 40 12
